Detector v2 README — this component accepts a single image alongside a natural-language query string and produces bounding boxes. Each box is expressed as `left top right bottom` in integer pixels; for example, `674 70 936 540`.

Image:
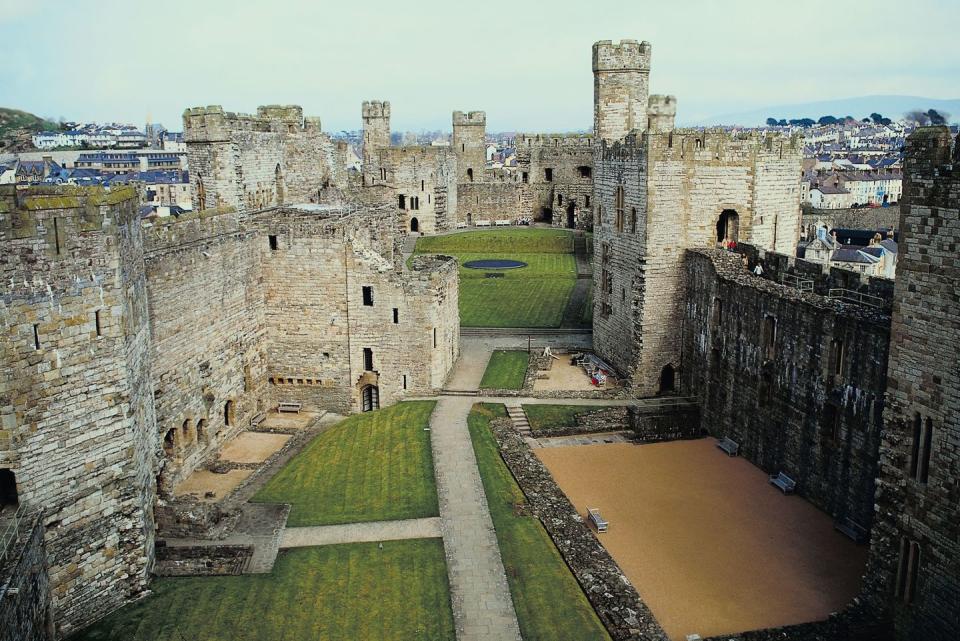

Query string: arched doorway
566 201 576 229
716 209 739 244
410 217 419 233
659 364 676 394
0 469 18 507
196 419 207 444
361 385 380 412
542 207 553 223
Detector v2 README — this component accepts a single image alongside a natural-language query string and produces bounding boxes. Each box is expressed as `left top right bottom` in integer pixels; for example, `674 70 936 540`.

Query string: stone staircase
505 404 531 437
441 388 479 397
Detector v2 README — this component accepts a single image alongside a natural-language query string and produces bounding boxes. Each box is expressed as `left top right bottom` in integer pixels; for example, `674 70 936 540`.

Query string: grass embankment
253 401 438 526
479 350 530 390
414 229 580 328
72 540 455 641
522 404 615 434
467 404 611 641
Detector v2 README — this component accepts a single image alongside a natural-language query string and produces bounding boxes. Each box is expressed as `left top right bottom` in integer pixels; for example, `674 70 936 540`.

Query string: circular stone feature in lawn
463 259 528 270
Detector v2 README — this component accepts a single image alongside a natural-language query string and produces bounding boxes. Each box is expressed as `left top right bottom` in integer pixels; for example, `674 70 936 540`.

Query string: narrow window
615 186 625 232
831 339 844 377
421 180 425 191
467 168 474 182
631 207 637 233
53 217 61 255
762 316 777 360
33 324 40 350
896 538 921 604
522 172 528 184
558 194 563 205
712 298 723 330
398 194 406 209
269 235 278 251
402 374 407 390
224 400 234 427
362 286 374 306
909 413 922 479
544 168 553 182
363 348 374 371
392 308 399 324
433 327 438 348
585 195 590 207
919 418 933 484
95 310 102 336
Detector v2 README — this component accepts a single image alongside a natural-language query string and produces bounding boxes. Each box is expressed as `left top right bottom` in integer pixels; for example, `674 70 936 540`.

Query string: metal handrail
781 273 814 292
827 288 884 308
0 503 28 568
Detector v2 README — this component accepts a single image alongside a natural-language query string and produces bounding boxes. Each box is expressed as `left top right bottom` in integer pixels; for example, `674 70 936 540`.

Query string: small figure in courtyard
753 262 765 277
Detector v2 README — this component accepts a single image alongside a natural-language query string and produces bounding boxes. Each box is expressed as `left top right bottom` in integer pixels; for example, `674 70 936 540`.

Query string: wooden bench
587 508 608 533
495 219 511 226
277 402 302 414
250 412 267 428
716 437 740 456
456 222 468 229
475 219 491 227
769 471 796 494
834 517 868 544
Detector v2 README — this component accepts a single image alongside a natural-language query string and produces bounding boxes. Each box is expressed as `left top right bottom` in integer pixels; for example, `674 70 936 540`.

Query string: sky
1 0 958 133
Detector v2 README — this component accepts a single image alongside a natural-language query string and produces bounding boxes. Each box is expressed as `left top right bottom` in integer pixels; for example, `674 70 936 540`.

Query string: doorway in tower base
361 385 380 412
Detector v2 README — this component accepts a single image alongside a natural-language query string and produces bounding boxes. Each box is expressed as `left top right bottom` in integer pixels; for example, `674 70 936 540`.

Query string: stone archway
361 385 380 412
659 364 676 394
410 217 419 233
716 209 739 244
566 201 576 229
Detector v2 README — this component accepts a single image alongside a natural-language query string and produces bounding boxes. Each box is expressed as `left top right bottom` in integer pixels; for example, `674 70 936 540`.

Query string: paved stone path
280 517 441 548
429 396 522 641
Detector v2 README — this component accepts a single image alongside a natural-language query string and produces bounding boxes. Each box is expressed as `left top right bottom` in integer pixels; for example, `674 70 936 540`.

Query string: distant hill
695 95 960 127
0 107 58 152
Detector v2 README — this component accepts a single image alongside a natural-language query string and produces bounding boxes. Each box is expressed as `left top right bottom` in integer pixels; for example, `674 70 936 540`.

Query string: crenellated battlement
903 127 959 209
592 39 651 72
183 104 321 142
0 185 139 243
598 128 802 163
515 132 593 148
452 110 486 127
647 94 676 116
362 100 391 120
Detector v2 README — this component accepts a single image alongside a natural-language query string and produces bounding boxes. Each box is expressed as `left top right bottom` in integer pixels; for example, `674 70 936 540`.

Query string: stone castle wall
184 105 346 213
0 186 156 635
377 145 457 233
862 127 960 641
592 129 803 394
515 133 594 228
681 248 891 528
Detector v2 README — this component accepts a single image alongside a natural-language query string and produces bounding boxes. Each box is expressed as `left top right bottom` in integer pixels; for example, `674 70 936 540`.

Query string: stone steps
505 404 532 436
441 388 479 397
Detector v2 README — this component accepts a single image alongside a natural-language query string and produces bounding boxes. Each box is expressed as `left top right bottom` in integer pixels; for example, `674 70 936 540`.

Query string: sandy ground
173 469 253 501
535 438 867 641
218 432 291 464
261 410 317 430
532 355 614 391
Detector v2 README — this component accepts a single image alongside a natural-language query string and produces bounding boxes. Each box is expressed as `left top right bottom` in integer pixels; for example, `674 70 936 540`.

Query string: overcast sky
2 0 958 132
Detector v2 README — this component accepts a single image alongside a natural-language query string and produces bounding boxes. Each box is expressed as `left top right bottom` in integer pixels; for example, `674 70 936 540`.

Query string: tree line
765 109 950 128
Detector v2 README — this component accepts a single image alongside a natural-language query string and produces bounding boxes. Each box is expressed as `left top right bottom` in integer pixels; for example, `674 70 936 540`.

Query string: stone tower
452 110 486 184
863 126 960 641
362 100 391 185
592 39 652 143
647 94 677 133
0 185 157 635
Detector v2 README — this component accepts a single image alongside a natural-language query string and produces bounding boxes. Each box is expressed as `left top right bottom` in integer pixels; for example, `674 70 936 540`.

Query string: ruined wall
144 209 268 491
379 145 457 233
361 100 391 187
457 170 523 223
863 127 960 641
184 105 346 213
515 133 594 228
259 205 459 414
0 186 156 635
0 512 53 641
592 129 803 393
682 249 890 528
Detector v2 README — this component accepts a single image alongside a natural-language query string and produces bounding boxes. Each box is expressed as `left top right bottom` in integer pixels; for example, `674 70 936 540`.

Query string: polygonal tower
362 100 391 185
592 39 652 143
452 110 486 184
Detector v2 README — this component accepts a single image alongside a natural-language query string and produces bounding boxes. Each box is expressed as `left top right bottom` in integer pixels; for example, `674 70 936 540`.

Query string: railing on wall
0 502 29 568
781 273 814 293
827 288 885 308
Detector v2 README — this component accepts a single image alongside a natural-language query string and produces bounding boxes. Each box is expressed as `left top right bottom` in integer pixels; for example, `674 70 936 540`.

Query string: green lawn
71 540 455 641
414 228 580 328
479 350 529 390
252 401 438 526
467 404 610 641
522 404 614 434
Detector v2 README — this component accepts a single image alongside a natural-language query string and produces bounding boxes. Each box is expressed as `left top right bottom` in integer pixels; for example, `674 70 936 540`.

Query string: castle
1 39 957 641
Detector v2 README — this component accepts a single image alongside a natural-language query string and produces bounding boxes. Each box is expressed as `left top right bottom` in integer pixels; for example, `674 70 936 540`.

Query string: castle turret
593 39 652 142
647 94 676 133
452 110 486 183
362 100 391 185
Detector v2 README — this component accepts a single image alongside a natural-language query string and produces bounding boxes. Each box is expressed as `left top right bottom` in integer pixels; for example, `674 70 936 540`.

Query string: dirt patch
218 432 291 464
173 469 253 502
261 410 318 431
535 438 867 641
532 356 614 391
